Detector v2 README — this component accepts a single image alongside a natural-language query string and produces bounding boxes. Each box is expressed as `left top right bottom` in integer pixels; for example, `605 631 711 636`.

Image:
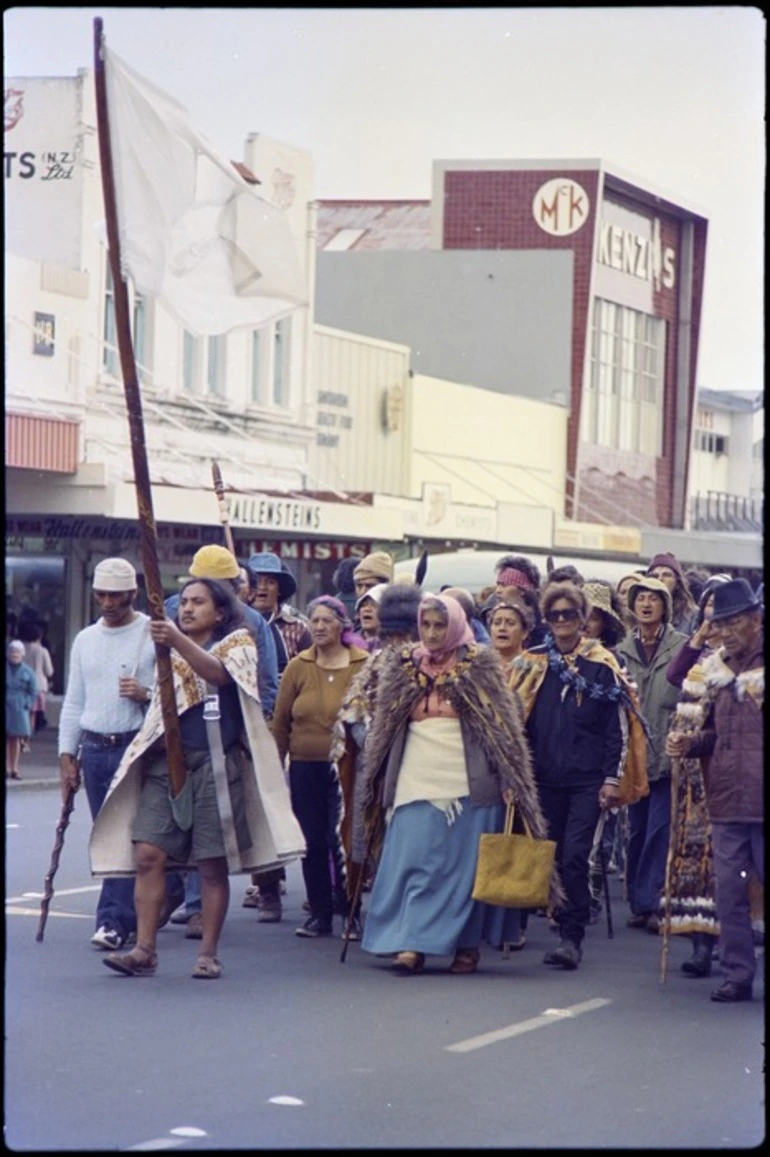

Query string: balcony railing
690 490 763 534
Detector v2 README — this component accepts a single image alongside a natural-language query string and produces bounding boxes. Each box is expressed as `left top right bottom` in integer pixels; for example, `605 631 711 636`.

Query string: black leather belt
80 729 138 748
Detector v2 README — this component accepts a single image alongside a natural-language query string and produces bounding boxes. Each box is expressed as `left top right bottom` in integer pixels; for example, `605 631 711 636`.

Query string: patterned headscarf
307 594 366 648
413 593 474 669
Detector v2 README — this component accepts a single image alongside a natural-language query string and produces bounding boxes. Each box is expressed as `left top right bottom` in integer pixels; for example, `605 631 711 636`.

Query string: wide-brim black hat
710 578 761 622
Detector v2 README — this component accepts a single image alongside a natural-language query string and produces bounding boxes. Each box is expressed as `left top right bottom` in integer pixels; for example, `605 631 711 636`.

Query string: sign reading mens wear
532 178 590 237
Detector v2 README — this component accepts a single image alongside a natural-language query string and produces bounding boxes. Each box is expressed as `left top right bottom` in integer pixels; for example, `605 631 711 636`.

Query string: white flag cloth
103 45 306 336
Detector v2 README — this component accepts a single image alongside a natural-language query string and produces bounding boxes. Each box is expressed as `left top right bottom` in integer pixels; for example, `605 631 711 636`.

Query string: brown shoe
103 946 158 977
449 948 480 974
392 951 425 974
185 912 203 939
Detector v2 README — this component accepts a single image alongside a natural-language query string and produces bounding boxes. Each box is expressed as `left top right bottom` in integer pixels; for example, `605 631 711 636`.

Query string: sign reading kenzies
532 178 590 237
227 496 322 531
597 217 675 290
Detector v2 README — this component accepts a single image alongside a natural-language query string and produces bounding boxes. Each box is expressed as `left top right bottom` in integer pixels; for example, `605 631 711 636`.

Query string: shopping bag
472 801 556 909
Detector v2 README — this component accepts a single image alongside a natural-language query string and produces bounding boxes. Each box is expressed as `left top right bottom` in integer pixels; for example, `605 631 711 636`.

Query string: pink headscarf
413 593 474 670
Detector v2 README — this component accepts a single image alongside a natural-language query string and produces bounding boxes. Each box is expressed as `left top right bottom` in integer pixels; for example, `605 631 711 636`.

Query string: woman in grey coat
616 576 686 933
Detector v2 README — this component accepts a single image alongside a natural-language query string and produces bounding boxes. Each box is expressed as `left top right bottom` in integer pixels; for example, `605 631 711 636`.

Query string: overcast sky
4 6 765 395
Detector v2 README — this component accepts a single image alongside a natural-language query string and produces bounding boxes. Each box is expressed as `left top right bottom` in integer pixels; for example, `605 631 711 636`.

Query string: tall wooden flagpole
92 17 186 798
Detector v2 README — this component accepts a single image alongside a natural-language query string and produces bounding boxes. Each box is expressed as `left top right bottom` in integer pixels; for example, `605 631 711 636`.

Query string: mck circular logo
532 177 590 237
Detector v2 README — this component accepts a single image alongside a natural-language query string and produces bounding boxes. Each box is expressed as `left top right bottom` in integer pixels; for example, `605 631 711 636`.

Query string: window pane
103 263 117 376
183 331 196 392
251 330 262 403
273 318 290 407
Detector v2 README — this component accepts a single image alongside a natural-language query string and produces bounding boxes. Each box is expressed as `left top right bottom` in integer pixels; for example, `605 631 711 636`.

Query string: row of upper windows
693 430 729 455
102 266 291 408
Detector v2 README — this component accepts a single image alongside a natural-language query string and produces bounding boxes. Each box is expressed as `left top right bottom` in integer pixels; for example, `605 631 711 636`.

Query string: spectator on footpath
21 622 54 742
511 581 648 970
617 576 686 935
646 552 699 635
92 577 304 980
239 550 311 923
270 595 369 938
57 558 180 950
666 578 764 1002
6 640 37 780
164 545 278 936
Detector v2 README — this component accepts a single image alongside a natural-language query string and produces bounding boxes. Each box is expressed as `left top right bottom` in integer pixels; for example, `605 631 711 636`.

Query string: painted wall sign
597 217 675 290
532 177 590 237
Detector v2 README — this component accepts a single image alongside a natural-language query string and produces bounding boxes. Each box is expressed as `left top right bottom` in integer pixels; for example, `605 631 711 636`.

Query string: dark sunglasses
545 608 581 623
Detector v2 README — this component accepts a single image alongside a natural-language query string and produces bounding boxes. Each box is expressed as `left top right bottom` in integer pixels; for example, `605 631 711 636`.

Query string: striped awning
5 412 80 473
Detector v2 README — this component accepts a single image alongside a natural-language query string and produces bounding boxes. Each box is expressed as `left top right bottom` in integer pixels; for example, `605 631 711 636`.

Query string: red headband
497 567 536 591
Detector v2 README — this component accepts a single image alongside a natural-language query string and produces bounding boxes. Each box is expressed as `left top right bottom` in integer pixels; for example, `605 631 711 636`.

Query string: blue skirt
361 796 524 958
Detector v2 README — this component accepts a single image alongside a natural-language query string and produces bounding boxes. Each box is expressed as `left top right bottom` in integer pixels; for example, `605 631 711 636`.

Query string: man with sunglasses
511 581 630 970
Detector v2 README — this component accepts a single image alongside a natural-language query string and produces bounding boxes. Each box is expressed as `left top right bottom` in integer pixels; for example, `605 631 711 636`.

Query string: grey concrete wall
315 249 573 407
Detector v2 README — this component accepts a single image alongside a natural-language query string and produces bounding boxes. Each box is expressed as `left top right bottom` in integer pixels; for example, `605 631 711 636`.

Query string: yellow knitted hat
188 545 239 580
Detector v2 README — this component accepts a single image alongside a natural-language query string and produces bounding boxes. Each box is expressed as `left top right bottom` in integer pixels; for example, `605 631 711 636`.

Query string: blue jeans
626 777 671 915
184 870 202 914
81 739 139 940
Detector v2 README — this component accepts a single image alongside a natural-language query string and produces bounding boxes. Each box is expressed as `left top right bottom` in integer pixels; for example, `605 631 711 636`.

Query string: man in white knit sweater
58 558 182 950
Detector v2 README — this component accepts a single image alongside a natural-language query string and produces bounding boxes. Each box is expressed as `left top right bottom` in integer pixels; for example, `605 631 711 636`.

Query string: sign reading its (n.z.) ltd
4 77 84 269
532 178 591 237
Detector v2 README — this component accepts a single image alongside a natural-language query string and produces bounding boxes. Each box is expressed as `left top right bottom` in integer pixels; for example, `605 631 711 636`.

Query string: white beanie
93 557 137 591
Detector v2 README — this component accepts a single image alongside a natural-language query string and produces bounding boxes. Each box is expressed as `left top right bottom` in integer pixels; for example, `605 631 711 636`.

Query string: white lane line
445 997 611 1053
124 1141 187 1152
6 906 91 920
6 885 101 903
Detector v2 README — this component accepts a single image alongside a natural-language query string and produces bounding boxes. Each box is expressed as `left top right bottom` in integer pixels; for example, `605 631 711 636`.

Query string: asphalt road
5 785 765 1152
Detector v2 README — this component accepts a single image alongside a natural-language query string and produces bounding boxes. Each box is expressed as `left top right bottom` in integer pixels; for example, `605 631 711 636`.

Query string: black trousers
538 782 601 946
289 760 346 923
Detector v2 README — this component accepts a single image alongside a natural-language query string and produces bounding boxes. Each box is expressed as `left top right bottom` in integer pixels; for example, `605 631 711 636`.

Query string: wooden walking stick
659 756 681 984
93 17 186 802
597 811 614 939
340 807 382 963
212 461 236 557
35 785 76 942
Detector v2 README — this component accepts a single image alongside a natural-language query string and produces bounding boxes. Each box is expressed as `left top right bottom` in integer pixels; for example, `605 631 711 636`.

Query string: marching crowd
7 543 762 1002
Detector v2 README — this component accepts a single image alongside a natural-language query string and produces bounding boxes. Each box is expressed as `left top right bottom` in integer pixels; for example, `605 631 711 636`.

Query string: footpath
6 726 61 791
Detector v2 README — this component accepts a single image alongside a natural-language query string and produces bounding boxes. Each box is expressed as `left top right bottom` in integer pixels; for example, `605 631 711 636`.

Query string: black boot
681 933 715 977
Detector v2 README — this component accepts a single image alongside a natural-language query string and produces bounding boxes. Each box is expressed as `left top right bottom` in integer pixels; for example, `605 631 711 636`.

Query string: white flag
103 45 306 337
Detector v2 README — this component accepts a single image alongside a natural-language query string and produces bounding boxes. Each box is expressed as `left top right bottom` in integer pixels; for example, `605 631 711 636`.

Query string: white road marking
268 1095 304 1106
6 885 100 904
124 1141 187 1152
6 906 91 919
445 997 611 1053
6 824 20 829
169 1128 207 1138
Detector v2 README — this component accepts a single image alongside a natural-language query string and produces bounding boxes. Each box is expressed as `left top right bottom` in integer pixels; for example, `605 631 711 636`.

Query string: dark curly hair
494 553 541 591
177 577 244 641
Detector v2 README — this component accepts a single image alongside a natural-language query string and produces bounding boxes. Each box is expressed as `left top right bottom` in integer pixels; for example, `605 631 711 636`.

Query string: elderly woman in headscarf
359 593 556 975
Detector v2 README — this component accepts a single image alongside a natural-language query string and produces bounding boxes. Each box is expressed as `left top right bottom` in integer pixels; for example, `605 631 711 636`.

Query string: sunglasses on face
545 608 581 623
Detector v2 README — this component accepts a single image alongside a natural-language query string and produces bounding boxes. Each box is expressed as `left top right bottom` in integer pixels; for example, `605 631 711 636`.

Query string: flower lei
401 645 475 705
544 634 627 703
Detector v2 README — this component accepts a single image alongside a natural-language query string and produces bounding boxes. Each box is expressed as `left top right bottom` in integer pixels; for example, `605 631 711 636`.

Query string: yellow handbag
472 802 557 909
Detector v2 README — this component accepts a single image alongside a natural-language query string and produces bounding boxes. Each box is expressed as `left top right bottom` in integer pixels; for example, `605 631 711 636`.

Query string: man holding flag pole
77 18 306 979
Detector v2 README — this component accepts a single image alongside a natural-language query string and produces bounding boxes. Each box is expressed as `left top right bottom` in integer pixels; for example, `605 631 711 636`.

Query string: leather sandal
449 948 480 974
103 945 158 977
392 951 425 974
191 955 223 979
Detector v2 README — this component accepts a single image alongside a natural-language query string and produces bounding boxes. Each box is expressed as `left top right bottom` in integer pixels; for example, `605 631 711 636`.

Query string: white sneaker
169 903 190 925
91 925 124 950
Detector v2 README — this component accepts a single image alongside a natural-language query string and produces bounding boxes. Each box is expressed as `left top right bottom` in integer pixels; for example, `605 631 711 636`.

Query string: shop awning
6 412 80 473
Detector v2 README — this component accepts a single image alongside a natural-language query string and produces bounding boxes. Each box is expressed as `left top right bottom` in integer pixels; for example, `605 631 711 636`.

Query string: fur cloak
89 628 306 878
361 642 563 909
511 637 650 808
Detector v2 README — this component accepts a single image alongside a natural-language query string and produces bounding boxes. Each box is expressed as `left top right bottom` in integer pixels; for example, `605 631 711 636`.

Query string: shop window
5 555 67 695
207 334 226 396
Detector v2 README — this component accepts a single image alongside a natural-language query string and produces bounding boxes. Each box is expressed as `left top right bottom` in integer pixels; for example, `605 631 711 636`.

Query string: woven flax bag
472 801 556 909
